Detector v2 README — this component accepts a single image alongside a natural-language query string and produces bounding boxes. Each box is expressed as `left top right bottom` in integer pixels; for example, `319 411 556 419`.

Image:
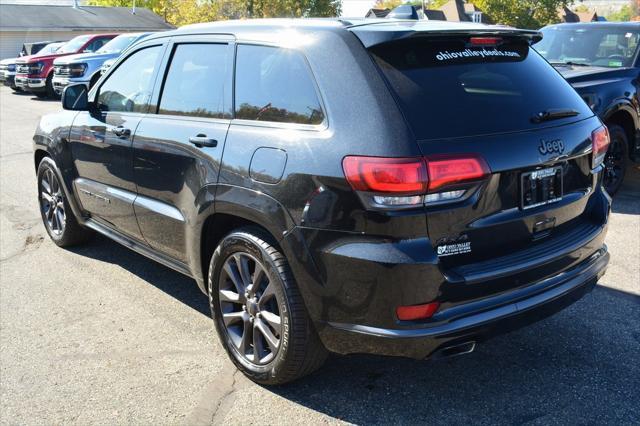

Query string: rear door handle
112 126 131 138
189 134 217 148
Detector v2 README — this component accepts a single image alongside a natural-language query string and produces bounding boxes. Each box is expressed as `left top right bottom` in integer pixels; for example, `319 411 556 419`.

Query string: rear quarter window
369 38 593 141
234 45 325 125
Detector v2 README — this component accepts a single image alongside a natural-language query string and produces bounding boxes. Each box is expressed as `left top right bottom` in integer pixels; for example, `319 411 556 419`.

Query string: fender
601 98 639 130
191 183 325 313
33 112 86 225
189 183 297 292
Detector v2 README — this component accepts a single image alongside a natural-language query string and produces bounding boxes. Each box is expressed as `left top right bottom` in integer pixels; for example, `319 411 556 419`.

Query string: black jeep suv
33 19 610 384
536 22 640 195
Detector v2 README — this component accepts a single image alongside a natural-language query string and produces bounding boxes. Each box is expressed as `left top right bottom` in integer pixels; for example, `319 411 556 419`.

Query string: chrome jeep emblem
538 139 564 155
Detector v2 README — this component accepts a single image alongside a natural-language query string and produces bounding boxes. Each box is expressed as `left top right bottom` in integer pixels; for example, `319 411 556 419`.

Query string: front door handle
112 126 131 138
189 134 217 148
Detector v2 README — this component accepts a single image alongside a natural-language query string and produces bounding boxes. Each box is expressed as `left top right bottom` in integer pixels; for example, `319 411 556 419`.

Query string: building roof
423 9 447 20
439 0 491 24
0 4 174 32
365 8 391 18
559 6 598 23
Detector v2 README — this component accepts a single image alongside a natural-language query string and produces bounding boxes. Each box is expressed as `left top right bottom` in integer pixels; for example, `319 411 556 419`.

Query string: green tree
607 4 632 21
473 0 571 29
373 0 403 10
88 0 341 25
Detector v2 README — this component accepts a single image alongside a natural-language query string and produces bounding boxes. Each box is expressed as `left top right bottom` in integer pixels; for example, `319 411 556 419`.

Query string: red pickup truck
15 33 117 98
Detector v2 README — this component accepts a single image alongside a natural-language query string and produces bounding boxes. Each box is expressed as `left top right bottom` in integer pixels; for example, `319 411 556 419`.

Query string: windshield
536 26 640 68
370 37 592 140
41 42 63 55
57 35 91 54
97 34 140 54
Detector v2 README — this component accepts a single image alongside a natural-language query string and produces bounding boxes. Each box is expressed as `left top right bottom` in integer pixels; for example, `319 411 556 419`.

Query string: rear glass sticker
437 241 472 257
436 49 521 62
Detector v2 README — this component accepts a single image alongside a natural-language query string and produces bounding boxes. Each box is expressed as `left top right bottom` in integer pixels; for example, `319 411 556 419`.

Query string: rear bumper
319 246 608 359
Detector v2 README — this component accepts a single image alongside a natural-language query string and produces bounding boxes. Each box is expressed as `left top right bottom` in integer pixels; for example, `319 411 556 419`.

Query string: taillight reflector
426 155 489 191
342 156 428 194
397 302 440 321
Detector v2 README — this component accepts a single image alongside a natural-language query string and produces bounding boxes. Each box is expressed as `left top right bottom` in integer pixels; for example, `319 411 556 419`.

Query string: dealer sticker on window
437 241 472 257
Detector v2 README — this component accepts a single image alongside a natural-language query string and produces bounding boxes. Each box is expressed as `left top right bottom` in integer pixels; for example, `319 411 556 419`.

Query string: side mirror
62 84 89 111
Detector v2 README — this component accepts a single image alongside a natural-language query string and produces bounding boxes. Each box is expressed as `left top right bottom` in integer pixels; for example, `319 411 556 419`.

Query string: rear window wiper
531 108 580 123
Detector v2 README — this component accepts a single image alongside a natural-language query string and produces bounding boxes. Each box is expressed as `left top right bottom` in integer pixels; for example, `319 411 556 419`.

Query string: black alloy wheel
219 252 283 365
208 227 327 385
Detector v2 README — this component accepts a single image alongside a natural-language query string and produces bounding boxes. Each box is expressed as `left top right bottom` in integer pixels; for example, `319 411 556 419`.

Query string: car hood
552 64 634 89
53 51 118 65
16 51 75 64
0 57 17 65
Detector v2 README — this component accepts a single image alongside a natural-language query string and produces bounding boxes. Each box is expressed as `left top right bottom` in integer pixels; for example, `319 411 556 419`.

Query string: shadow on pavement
611 162 640 215
271 285 639 424
67 235 210 316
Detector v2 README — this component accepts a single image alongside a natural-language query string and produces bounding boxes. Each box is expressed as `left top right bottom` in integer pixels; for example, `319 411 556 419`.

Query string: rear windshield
369 37 593 141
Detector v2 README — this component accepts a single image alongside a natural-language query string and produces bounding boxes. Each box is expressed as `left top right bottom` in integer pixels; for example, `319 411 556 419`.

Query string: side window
235 45 325 125
97 45 162 113
158 43 228 119
86 38 107 52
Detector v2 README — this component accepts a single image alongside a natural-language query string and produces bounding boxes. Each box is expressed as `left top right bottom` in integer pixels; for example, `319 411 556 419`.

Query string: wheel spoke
235 254 252 292
41 176 52 195
252 323 265 362
56 209 65 231
41 191 54 203
219 289 241 304
45 204 54 221
252 266 266 288
258 280 276 306
223 311 247 326
255 318 279 353
51 208 59 231
238 316 252 355
223 261 245 295
260 311 281 336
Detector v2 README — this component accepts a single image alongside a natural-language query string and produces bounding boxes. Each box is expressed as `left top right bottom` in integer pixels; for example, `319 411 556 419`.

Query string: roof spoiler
349 24 543 48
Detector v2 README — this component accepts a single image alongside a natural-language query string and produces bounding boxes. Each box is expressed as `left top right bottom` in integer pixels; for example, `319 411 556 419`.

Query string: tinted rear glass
370 38 592 141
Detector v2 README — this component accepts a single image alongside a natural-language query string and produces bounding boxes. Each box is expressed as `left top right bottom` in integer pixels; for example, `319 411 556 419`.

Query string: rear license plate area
520 166 563 210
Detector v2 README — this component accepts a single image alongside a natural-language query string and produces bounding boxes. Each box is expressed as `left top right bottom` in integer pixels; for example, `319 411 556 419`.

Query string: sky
341 0 377 16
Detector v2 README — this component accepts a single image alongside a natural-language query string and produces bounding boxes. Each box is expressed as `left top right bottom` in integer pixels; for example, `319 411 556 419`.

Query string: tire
45 73 57 99
37 157 93 247
208 226 327 385
603 124 628 196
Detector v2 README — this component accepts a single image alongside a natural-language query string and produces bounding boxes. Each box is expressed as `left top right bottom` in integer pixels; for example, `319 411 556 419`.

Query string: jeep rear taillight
592 125 610 169
342 154 490 209
342 156 428 194
425 154 489 191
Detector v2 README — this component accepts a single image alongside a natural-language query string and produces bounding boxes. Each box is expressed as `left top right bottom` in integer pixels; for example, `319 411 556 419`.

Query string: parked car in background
20 40 64 57
536 22 640 195
1 42 65 91
100 57 116 75
35 19 610 384
52 32 151 96
15 34 117 98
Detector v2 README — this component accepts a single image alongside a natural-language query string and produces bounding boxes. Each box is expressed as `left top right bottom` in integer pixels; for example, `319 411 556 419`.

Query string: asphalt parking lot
0 85 638 425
